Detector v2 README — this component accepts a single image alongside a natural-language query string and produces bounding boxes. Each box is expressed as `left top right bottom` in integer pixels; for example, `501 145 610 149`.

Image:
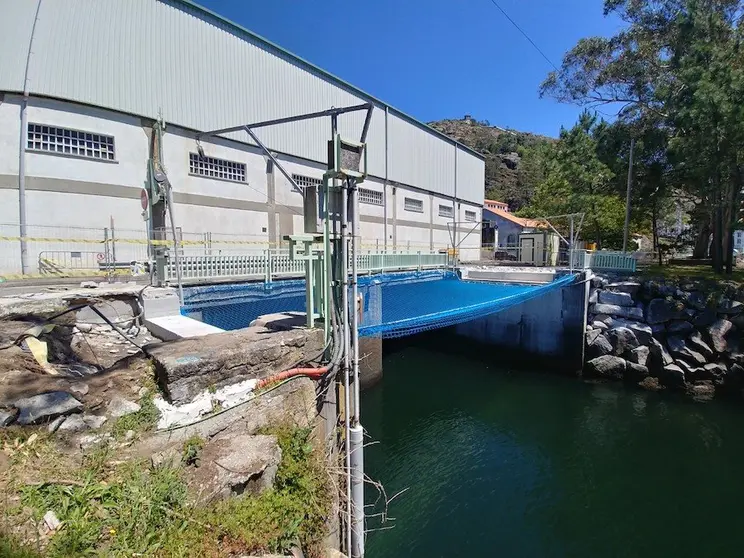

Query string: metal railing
160 249 450 285
571 250 637 272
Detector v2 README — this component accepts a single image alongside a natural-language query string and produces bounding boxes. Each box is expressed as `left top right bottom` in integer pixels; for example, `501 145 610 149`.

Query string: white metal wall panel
17 0 387 176
0 1 37 93
456 146 485 204
388 113 455 197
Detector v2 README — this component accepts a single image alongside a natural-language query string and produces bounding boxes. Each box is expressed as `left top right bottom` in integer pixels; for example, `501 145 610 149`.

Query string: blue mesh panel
182 271 576 338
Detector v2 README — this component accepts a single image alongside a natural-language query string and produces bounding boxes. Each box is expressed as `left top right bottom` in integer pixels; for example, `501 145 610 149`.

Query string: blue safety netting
182 270 576 338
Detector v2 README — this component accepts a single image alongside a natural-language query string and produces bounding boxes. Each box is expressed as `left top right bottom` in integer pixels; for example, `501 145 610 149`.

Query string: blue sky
197 0 625 138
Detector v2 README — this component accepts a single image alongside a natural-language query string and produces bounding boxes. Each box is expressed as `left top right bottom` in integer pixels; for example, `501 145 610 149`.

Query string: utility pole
622 137 635 253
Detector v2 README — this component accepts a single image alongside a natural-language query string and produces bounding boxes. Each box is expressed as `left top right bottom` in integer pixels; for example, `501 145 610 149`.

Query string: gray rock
638 376 663 391
675 359 702 377
197 434 282 503
667 320 694 334
708 319 733 353
587 333 613 358
14 392 83 425
586 355 626 379
107 397 141 419
592 276 608 288
660 363 686 388
594 314 614 326
589 289 598 304
79 433 112 450
57 414 89 433
43 510 62 532
651 324 666 336
694 309 718 328
646 299 687 325
649 338 674 368
0 408 18 427
69 382 89 396
626 362 649 381
687 331 714 359
611 319 653 345
586 329 601 345
76 323 93 333
667 336 707 365
592 320 609 331
83 414 107 429
598 290 634 307
718 299 743 315
606 281 641 295
590 303 643 321
702 362 727 379
629 345 650 367
682 291 707 311
47 416 66 433
607 327 640 356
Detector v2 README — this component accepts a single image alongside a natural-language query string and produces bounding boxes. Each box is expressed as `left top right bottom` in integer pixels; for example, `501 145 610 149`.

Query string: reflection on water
363 334 744 558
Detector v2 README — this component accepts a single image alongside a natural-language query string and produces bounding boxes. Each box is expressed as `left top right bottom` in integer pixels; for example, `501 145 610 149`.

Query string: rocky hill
428 116 553 211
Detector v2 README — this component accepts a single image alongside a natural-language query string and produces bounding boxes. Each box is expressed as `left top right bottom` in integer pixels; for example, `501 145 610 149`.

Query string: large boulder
667 320 694 334
191 434 281 504
681 291 707 311
589 289 598 304
628 345 650 367
625 362 649 382
708 319 733 353
606 281 641 296
606 327 639 356
585 355 626 379
667 336 707 365
13 392 83 425
646 299 687 325
586 333 613 359
611 319 653 345
590 303 644 321
659 363 686 389
687 331 714 360
598 290 634 307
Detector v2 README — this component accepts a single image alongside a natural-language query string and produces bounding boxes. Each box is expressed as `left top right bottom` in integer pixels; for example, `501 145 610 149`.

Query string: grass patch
641 264 744 285
6 427 331 557
111 391 160 439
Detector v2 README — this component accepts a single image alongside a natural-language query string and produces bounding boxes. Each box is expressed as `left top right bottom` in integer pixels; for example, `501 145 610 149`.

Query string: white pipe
349 424 365 558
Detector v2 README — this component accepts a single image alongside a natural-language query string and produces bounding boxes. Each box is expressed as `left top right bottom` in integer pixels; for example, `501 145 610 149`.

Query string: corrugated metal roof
173 0 484 162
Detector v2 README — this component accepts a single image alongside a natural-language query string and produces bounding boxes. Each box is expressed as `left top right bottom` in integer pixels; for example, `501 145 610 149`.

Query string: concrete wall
454 273 590 372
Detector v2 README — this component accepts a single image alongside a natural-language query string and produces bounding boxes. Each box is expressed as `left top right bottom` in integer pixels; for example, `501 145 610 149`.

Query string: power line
485 0 560 73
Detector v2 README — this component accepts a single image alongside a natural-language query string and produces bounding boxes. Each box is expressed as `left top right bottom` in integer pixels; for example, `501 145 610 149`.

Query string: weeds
181 435 204 467
6 426 331 557
111 391 160 439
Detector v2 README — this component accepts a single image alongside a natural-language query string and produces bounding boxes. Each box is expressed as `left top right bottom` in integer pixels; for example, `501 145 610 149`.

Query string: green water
362 335 744 558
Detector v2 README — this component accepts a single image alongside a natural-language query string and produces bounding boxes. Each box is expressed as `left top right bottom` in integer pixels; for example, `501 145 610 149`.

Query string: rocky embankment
585 275 744 401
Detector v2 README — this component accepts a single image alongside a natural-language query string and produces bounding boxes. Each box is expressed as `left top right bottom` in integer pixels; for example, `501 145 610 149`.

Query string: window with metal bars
465 210 477 222
438 204 453 218
189 153 246 182
359 187 383 206
291 174 323 190
27 123 115 161
404 197 423 213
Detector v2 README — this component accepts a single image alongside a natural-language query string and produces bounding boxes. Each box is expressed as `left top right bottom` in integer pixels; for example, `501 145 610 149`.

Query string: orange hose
255 366 328 390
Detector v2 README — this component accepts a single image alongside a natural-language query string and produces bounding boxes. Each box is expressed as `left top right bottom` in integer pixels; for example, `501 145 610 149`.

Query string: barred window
27 123 115 161
189 153 246 182
404 197 423 213
438 204 453 218
465 210 477 222
291 174 323 190
359 188 383 206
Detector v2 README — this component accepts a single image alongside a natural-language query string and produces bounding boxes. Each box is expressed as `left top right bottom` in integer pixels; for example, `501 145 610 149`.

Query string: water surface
363 335 744 558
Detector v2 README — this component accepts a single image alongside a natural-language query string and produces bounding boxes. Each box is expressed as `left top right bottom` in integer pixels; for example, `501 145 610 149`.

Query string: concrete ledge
461 267 556 284
148 325 324 404
145 315 224 341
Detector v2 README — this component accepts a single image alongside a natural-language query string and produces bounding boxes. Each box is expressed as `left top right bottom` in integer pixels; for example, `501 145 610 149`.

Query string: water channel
363 332 744 558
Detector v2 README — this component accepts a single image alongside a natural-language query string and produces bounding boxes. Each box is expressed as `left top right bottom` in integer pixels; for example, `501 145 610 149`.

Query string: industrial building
0 0 485 276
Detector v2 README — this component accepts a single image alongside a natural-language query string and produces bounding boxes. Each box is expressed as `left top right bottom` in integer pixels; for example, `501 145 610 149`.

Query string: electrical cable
485 0 560 72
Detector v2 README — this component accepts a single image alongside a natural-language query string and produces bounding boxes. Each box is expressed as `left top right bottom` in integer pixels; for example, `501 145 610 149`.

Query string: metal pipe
383 107 389 250
360 105 373 144
349 424 365 558
18 0 43 275
165 181 184 305
244 126 305 193
622 137 635 253
198 103 372 139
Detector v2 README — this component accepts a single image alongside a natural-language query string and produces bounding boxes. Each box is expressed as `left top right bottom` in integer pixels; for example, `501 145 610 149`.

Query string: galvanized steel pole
622 138 635 253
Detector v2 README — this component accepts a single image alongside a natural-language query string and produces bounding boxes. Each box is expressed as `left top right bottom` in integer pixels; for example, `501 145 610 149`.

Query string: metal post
569 216 574 273
110 216 117 281
622 137 635 253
